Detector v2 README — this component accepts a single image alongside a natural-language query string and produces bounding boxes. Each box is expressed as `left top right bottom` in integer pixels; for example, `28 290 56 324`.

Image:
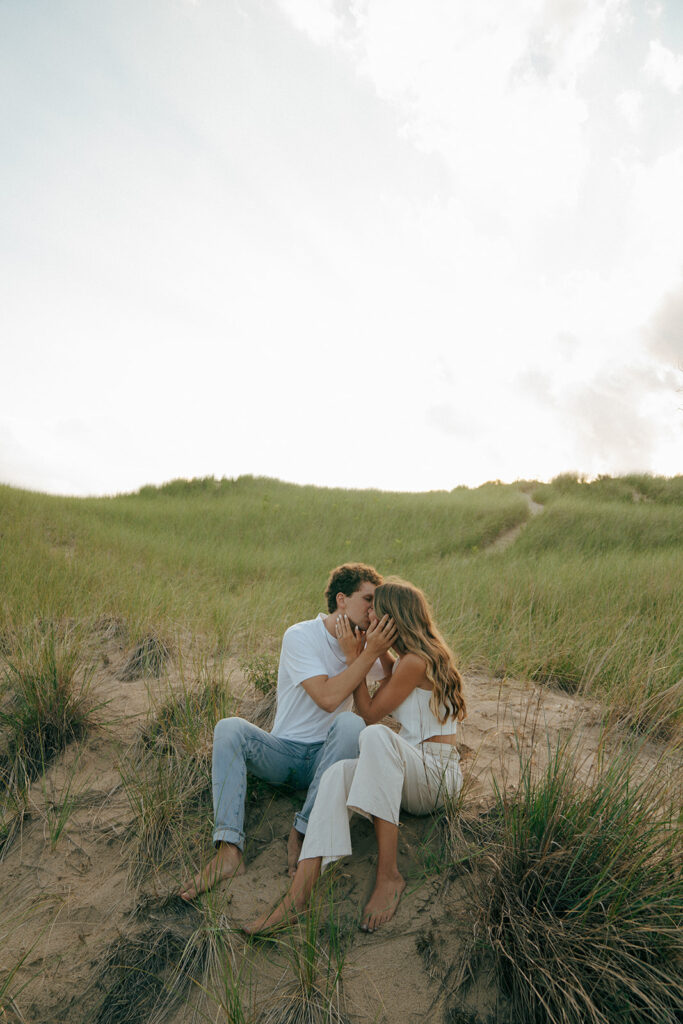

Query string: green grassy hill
1 474 681 1024
1 473 681 727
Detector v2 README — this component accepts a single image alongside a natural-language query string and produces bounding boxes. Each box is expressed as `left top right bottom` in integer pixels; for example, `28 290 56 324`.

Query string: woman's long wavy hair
374 578 466 723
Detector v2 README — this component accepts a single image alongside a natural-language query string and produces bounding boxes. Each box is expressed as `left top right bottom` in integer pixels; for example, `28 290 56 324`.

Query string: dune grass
39 744 87 850
1 472 680 726
92 918 193 1024
92 882 351 1024
0 903 54 1020
120 660 235 885
0 476 529 647
0 625 98 785
441 548 681 727
450 729 683 1024
151 894 251 1024
0 624 101 858
93 890 251 1024
249 871 354 1024
239 652 280 730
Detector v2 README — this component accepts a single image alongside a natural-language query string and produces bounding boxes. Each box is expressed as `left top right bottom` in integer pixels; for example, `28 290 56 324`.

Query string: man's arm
301 616 397 712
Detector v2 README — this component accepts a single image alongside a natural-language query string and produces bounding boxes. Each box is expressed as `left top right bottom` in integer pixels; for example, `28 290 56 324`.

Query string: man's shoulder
284 615 325 640
279 615 332 675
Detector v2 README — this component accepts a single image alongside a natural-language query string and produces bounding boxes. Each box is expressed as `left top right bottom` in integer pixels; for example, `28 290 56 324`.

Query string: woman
243 578 466 934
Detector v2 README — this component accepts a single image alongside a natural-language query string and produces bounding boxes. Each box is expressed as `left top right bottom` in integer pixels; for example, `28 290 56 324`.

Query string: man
179 562 396 899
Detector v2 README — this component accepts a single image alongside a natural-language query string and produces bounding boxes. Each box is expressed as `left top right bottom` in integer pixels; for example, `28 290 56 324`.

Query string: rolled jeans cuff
212 826 245 850
293 812 308 835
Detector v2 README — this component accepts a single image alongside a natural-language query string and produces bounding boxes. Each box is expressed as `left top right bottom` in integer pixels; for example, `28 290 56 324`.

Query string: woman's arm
354 652 427 725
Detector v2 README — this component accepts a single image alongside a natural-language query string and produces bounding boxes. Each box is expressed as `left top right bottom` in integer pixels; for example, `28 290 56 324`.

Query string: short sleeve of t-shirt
280 625 330 687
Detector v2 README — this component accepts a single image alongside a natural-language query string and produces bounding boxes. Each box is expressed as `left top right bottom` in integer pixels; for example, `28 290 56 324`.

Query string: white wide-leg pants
299 723 462 870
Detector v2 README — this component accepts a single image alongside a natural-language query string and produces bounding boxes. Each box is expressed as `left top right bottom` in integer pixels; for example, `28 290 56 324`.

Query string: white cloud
644 38 683 93
646 281 683 366
341 1 598 224
558 362 680 475
616 88 642 129
515 356 682 478
275 0 341 45
524 0 626 86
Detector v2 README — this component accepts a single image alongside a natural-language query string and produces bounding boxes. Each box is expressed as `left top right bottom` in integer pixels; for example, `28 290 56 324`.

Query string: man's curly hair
324 563 382 613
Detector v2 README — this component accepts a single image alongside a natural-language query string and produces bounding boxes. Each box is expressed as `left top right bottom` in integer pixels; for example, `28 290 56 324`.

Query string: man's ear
336 592 346 612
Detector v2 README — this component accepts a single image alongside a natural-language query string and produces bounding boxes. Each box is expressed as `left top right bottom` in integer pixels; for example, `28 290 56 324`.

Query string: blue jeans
211 711 365 850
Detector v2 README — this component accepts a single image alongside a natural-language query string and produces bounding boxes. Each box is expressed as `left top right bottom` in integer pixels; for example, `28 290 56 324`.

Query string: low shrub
239 651 280 730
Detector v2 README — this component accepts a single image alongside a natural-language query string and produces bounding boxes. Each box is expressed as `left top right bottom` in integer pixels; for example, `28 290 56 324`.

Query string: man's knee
213 716 249 749
329 711 364 742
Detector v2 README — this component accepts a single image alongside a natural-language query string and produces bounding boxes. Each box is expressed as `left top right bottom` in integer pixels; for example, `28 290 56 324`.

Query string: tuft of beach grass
448 726 683 1024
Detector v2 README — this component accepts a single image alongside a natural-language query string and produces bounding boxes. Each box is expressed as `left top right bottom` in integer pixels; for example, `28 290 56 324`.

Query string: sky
1 0 682 496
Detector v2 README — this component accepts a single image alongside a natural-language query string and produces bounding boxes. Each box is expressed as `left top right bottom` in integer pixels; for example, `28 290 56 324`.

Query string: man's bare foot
360 872 406 932
179 842 244 901
242 891 304 935
287 826 304 877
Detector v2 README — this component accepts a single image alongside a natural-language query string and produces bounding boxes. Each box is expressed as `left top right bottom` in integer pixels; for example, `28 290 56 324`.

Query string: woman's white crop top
390 681 458 747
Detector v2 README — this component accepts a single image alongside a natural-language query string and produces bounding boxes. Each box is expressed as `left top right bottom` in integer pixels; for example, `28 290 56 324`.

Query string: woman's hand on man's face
364 613 397 657
335 614 364 661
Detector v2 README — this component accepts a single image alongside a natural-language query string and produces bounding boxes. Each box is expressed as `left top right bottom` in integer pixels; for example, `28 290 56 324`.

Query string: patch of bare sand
0 639 672 1024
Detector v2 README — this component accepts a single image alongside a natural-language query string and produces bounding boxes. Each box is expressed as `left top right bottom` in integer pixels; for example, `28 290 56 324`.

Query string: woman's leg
347 726 459 931
242 758 358 933
242 856 322 934
288 711 365 875
360 817 405 932
343 726 407 930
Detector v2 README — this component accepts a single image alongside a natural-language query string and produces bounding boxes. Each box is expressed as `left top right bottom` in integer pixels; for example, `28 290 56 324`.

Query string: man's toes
178 881 197 901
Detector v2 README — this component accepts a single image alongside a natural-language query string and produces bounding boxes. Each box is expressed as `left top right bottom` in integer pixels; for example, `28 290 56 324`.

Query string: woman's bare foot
241 891 304 935
179 842 244 901
360 872 406 932
243 856 322 935
287 826 304 877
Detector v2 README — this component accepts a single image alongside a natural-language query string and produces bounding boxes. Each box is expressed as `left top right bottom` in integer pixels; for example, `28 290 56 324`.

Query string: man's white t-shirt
270 614 384 744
